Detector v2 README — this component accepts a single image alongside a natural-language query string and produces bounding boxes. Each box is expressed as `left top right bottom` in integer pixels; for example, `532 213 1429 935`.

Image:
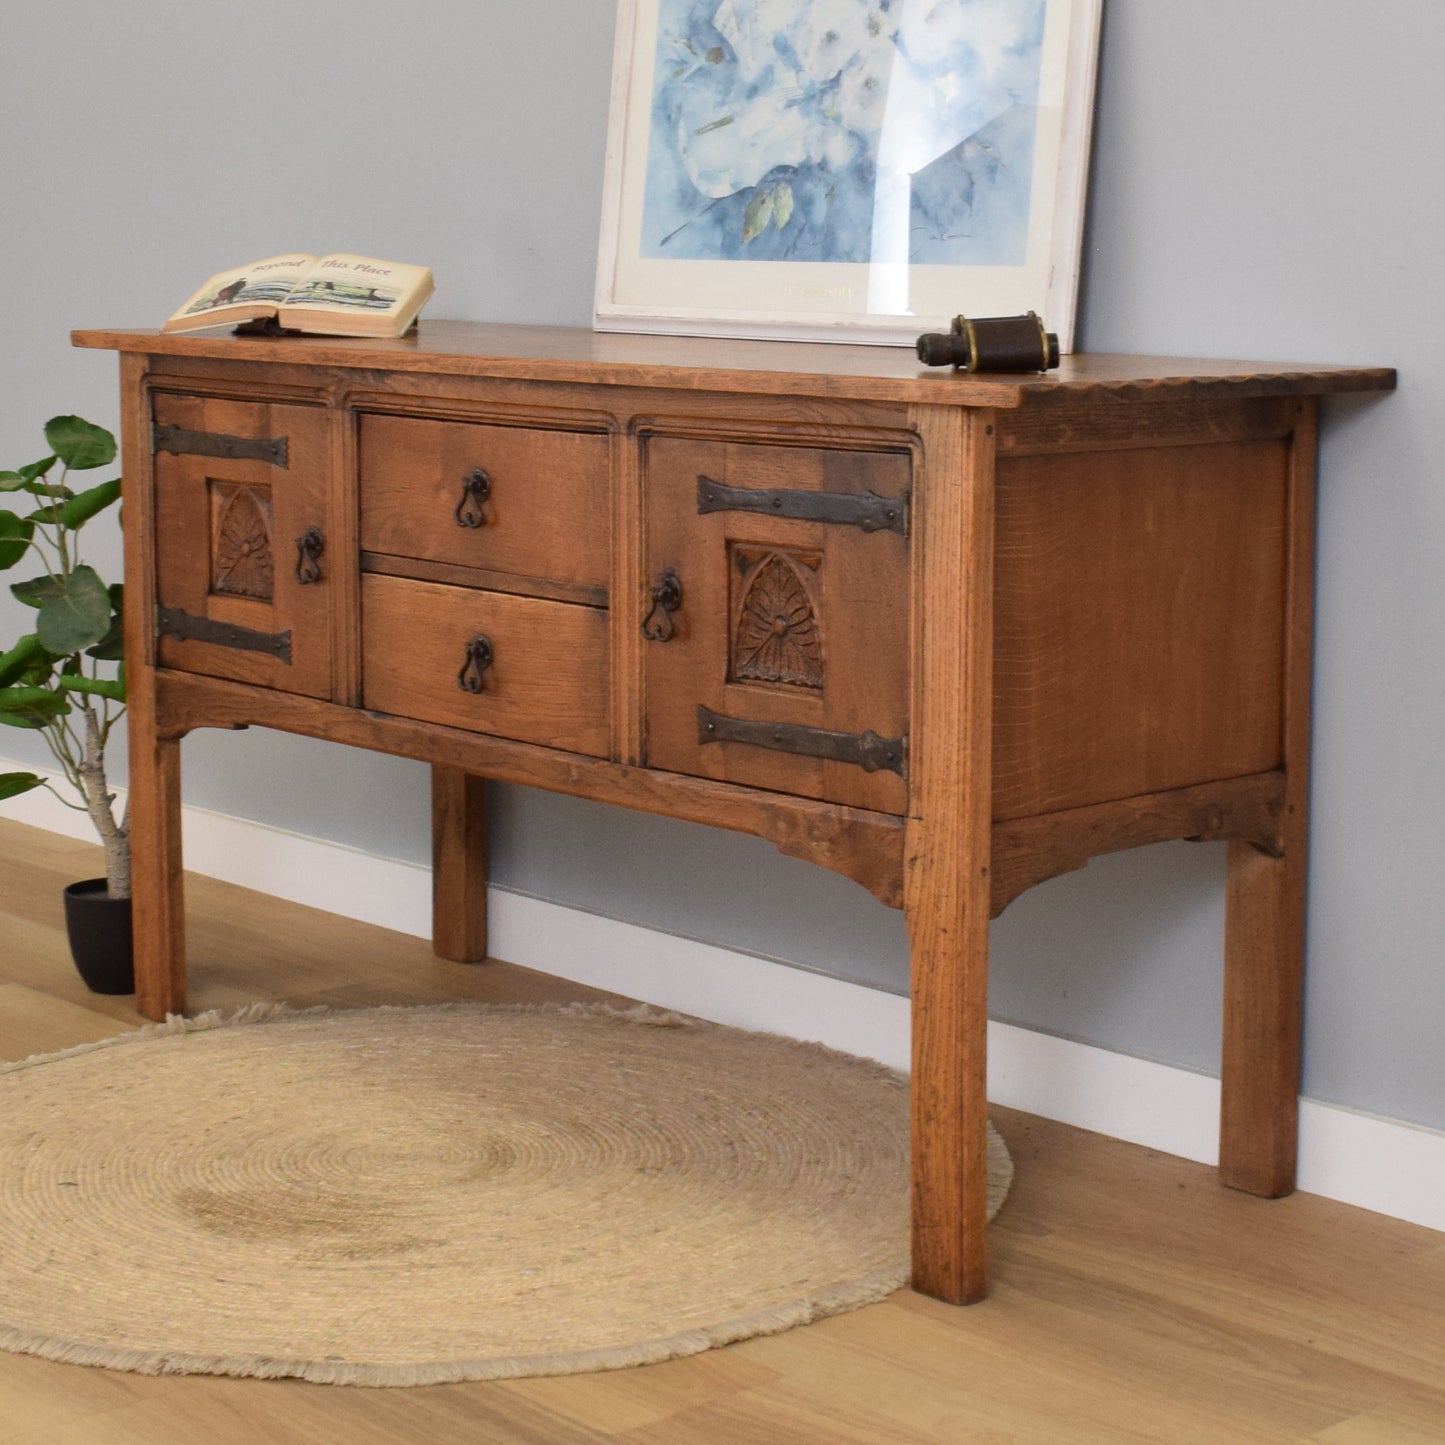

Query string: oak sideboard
74 320 1394 1303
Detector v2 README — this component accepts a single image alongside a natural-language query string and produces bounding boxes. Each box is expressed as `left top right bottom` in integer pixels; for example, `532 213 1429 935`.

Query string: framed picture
595 0 1102 350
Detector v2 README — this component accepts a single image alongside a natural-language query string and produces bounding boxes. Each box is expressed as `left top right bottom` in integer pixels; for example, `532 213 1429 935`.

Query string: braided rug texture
0 1001 1010 1385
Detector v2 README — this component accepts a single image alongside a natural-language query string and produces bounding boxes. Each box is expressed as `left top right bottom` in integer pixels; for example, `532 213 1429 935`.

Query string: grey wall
1 2 1437 1128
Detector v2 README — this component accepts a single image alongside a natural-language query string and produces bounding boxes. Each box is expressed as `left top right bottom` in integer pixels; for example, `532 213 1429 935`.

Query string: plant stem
40 781 88 813
78 703 129 898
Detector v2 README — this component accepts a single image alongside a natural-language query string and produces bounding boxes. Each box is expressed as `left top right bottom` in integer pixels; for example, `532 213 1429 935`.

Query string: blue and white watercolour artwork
640 0 1047 268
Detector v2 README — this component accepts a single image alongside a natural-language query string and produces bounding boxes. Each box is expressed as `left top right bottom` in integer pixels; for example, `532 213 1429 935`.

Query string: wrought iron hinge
153 422 289 468
156 606 292 662
697 474 908 536
697 705 907 776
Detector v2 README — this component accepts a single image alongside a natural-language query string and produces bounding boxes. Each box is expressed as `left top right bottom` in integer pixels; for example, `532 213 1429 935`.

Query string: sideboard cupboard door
643 436 910 814
151 394 334 699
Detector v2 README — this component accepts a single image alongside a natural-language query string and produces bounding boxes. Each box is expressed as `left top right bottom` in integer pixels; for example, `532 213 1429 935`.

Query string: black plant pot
62 879 134 995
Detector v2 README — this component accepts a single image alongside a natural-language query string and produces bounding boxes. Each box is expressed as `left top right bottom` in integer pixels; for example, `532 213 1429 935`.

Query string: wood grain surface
361 575 609 757
73 320 1396 407
358 412 610 588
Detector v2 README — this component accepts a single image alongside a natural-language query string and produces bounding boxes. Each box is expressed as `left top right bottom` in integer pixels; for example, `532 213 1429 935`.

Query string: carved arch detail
211 483 275 600
731 547 824 690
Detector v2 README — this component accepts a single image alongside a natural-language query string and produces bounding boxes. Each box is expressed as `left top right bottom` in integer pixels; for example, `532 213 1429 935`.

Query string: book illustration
184 275 299 315
281 278 405 312
176 255 315 319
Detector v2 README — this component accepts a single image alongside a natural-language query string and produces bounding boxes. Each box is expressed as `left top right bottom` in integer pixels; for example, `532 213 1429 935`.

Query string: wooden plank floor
1 815 1441 1444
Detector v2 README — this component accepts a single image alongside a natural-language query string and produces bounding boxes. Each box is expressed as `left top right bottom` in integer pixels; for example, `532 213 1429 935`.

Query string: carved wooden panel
729 545 824 690
209 482 275 600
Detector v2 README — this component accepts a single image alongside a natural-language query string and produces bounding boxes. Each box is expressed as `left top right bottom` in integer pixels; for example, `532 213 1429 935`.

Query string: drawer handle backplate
294 527 324 584
457 633 494 693
455 468 492 528
641 569 683 642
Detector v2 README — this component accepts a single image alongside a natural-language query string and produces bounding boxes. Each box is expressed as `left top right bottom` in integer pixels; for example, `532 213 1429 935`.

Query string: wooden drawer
358 414 609 592
361 574 608 756
151 392 334 699
642 436 911 814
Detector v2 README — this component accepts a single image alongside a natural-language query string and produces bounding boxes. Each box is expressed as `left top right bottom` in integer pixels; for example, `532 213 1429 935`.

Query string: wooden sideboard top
72 320 1395 409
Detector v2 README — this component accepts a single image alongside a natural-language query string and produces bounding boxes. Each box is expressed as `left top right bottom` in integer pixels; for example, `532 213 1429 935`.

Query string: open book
163 253 434 338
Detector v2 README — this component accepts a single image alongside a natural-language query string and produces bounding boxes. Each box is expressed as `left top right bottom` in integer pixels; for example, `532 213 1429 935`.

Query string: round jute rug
0 1002 1011 1386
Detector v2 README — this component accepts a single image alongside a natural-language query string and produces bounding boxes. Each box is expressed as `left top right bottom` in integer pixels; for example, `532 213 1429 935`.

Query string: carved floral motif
211 484 274 600
732 550 823 689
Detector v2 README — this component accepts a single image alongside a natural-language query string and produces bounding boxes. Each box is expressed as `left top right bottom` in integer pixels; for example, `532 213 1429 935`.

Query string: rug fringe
0 999 707 1078
0 1269 906 1387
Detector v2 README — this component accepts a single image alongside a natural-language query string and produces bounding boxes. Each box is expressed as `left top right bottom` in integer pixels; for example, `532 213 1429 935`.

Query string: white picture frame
595 0 1102 350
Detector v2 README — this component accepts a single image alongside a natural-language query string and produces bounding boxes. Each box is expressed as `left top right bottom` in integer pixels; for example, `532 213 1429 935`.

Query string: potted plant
0 416 129 992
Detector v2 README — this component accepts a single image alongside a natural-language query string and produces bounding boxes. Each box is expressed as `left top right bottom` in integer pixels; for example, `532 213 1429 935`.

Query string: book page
278 254 431 317
170 254 317 321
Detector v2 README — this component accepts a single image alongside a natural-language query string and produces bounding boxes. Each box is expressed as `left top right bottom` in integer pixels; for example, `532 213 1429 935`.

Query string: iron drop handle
455 468 492 528
457 633 494 693
641 569 683 642
295 527 324 584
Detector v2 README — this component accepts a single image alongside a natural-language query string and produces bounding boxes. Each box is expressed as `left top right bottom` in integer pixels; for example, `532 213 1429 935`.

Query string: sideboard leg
905 404 996 1305
1220 838 1304 1197
1220 402 1316 1198
431 765 488 963
906 825 993 1304
129 728 186 1021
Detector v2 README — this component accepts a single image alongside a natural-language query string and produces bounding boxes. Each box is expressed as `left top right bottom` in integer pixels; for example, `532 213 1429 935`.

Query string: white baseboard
6 756 1443 1236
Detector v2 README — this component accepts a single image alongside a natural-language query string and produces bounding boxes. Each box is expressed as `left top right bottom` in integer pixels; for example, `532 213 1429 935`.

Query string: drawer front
152 393 333 698
643 436 911 814
359 414 609 590
361 575 608 757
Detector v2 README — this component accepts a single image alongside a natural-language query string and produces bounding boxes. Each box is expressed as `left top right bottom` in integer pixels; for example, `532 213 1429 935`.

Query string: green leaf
742 187 774 244
45 416 116 471
0 685 61 708
0 510 35 570
10 574 63 608
13 485 74 504
58 674 126 702
0 771 44 801
36 564 112 654
86 613 126 661
0 685 70 725
773 180 794 231
57 478 121 529
0 634 48 688
18 456 57 484
0 474 68 501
